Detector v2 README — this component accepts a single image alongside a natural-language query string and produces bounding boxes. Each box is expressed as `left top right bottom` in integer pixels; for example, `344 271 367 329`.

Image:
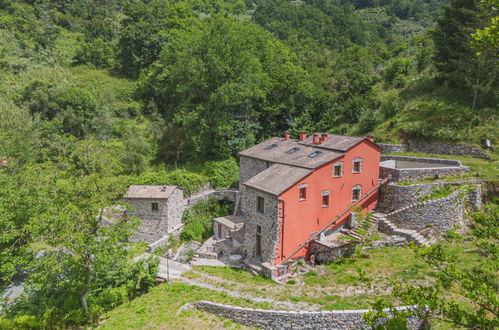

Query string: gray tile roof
238 137 344 169
124 185 178 199
243 164 313 196
300 134 365 151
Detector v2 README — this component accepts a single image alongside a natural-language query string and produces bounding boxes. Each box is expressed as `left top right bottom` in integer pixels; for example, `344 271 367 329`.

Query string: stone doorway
256 225 262 257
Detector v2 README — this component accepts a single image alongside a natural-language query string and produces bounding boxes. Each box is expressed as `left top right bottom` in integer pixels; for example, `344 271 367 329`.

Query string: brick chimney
312 133 319 144
284 131 290 140
299 131 307 141
319 133 329 144
366 135 375 142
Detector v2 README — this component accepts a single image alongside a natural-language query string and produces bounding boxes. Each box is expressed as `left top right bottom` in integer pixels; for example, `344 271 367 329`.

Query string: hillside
0 0 497 328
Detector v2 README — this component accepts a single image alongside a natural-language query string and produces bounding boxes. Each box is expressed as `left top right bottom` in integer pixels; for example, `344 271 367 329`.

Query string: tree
365 202 499 329
140 14 314 160
0 165 158 327
471 0 499 54
433 0 498 109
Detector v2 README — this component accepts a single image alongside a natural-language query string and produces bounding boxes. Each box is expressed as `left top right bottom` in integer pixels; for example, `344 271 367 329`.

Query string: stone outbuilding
123 185 185 243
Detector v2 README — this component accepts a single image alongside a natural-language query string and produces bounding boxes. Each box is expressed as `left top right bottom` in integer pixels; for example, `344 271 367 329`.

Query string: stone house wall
166 188 185 232
124 197 170 243
124 188 185 243
241 186 280 264
181 301 427 330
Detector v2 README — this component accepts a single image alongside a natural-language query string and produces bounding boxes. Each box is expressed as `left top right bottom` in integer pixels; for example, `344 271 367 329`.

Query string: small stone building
123 185 185 243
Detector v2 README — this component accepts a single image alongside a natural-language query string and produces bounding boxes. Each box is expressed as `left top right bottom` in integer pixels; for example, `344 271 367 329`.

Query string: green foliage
371 202 499 328
203 158 239 188
384 57 414 87
181 198 233 242
73 38 115 68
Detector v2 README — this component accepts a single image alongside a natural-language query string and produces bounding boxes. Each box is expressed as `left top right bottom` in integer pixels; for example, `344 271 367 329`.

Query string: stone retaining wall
181 301 427 329
378 143 408 153
378 181 481 213
386 187 479 232
308 241 356 265
379 155 469 183
378 141 489 159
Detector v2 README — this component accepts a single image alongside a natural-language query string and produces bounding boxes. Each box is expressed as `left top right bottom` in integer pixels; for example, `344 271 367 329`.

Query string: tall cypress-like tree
433 0 498 109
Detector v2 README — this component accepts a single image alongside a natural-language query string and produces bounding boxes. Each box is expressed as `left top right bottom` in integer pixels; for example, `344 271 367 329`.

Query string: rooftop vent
286 147 300 154
308 151 322 158
264 143 278 150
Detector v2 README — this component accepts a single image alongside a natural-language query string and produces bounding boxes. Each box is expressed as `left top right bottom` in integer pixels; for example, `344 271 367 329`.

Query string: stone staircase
374 213 429 247
339 215 378 240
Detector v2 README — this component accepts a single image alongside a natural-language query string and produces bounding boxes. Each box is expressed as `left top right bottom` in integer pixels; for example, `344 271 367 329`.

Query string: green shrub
181 198 233 242
203 158 239 188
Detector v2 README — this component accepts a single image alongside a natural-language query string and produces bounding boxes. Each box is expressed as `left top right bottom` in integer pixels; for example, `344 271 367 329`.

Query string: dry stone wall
182 301 427 330
386 187 476 232
378 181 481 213
308 241 356 265
378 141 489 159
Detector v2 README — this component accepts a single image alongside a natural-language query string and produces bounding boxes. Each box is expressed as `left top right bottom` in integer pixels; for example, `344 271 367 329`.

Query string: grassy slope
102 242 483 328
99 282 258 329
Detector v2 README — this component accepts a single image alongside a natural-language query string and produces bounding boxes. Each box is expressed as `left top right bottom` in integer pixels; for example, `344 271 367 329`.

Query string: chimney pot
284 131 290 140
312 133 319 145
299 131 308 141
319 133 329 144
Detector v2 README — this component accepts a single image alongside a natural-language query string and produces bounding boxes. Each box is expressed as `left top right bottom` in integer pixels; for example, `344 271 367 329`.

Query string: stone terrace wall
378 143 408 153
182 301 427 330
386 186 481 232
379 155 469 182
378 141 489 159
378 181 481 213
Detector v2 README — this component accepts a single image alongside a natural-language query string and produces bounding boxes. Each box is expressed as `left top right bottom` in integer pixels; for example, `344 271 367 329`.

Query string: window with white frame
299 183 307 200
333 162 343 177
352 185 362 201
352 158 362 173
321 190 330 207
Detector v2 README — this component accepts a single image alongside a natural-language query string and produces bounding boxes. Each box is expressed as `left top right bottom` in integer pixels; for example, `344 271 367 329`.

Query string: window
321 190 330 207
257 196 264 213
352 158 362 173
333 162 343 177
286 147 300 154
264 143 278 150
299 183 307 200
352 185 362 202
308 151 322 158
151 202 159 211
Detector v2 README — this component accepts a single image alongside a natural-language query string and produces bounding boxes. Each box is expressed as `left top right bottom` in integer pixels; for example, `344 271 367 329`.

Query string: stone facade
124 188 185 243
241 186 280 265
182 301 427 330
379 141 490 159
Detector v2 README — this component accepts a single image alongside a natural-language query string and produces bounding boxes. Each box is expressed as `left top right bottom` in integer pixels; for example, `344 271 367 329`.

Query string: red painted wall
275 140 380 264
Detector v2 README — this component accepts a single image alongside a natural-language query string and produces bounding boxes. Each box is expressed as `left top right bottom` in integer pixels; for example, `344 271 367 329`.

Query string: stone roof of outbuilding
243 164 313 196
213 215 245 228
124 185 178 199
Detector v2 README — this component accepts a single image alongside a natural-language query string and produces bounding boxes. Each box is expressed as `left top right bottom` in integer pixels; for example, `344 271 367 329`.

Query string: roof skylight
308 151 322 158
264 143 278 150
286 147 300 154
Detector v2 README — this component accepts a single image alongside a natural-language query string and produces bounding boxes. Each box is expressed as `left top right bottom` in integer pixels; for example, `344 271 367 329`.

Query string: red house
236 132 381 276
